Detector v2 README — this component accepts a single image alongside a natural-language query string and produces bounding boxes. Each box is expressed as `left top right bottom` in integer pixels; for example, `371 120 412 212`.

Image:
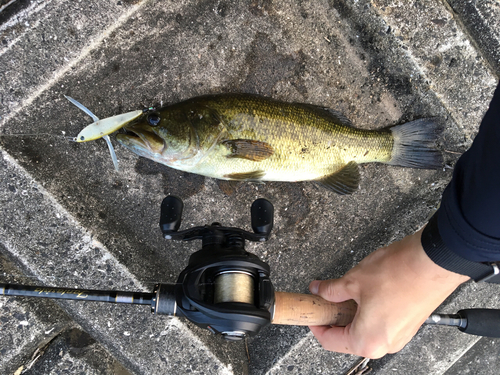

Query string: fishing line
0 131 120 170
0 133 77 141
2 96 150 171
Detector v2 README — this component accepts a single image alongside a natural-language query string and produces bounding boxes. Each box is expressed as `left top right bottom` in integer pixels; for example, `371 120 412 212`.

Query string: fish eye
147 114 161 126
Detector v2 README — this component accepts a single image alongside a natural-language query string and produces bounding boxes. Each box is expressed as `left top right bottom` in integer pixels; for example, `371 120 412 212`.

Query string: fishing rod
1 196 499 340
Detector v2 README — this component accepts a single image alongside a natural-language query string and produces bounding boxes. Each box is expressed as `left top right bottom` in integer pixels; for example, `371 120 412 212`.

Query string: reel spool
214 271 255 305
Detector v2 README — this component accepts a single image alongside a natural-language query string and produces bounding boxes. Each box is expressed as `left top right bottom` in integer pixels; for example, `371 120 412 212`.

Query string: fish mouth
116 123 166 154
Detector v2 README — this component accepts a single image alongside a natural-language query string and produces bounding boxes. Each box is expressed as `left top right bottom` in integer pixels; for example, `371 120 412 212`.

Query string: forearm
422 81 500 279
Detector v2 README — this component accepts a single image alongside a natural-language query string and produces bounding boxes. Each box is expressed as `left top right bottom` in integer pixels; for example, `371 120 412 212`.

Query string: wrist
422 214 500 282
410 228 469 287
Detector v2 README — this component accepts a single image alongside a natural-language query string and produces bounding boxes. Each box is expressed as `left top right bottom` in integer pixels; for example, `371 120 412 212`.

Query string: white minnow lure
64 95 143 172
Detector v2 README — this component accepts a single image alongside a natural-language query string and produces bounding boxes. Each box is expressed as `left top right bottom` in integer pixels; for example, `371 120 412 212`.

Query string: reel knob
251 198 274 239
159 196 183 237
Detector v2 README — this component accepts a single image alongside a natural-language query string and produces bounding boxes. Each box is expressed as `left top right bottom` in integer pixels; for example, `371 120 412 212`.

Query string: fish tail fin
388 118 443 169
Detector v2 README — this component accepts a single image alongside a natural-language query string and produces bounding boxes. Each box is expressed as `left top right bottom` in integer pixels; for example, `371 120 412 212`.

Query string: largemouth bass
116 94 442 194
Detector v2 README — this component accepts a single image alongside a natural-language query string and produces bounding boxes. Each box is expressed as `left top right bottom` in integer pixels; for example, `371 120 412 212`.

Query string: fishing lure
64 95 143 171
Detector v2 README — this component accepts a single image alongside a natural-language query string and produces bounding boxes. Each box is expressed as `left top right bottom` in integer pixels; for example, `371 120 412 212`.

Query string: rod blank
0 283 154 306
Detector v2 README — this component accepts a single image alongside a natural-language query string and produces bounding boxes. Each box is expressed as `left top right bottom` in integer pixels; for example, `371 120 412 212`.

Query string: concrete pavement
1 0 499 374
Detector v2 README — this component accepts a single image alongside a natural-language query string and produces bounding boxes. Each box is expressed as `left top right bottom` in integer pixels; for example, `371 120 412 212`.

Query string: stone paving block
446 0 500 78
0 151 237 374
445 336 500 375
0 0 149 124
264 331 360 375
371 0 497 140
20 328 132 375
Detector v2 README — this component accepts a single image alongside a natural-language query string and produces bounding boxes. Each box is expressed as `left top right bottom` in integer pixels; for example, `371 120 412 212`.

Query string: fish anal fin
224 170 266 181
222 139 274 162
316 161 360 195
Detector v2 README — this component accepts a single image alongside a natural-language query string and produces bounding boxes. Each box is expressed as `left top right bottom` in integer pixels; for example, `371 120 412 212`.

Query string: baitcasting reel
153 196 275 340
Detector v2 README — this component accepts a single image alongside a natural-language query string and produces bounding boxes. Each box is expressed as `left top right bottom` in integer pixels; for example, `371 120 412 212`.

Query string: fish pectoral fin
222 139 274 162
316 161 360 195
224 170 266 181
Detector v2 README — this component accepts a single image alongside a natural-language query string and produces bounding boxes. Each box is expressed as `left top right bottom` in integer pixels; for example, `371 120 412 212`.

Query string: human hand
308 228 469 359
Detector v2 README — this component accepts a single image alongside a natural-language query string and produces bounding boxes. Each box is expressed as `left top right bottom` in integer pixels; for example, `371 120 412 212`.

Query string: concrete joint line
0 0 56 34
370 0 496 139
264 332 316 375
439 336 482 374
0 0 148 129
0 147 232 373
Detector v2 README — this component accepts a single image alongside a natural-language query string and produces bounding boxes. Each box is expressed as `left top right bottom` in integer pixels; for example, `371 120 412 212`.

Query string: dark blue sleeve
422 81 500 280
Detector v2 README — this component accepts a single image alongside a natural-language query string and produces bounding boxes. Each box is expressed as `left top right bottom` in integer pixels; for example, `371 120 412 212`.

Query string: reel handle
159 196 274 242
272 292 357 327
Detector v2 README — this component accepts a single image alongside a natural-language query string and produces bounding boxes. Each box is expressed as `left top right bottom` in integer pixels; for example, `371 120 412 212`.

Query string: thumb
309 278 354 303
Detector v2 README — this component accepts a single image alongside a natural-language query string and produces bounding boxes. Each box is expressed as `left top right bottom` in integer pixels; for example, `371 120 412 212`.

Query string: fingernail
309 280 320 294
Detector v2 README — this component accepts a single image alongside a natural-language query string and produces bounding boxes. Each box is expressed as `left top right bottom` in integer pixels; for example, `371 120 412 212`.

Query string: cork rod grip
271 292 357 326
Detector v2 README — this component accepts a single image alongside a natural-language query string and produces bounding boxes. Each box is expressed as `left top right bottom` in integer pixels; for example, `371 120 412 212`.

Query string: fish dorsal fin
316 161 360 194
223 170 266 181
323 108 354 127
222 139 274 162
296 103 354 127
